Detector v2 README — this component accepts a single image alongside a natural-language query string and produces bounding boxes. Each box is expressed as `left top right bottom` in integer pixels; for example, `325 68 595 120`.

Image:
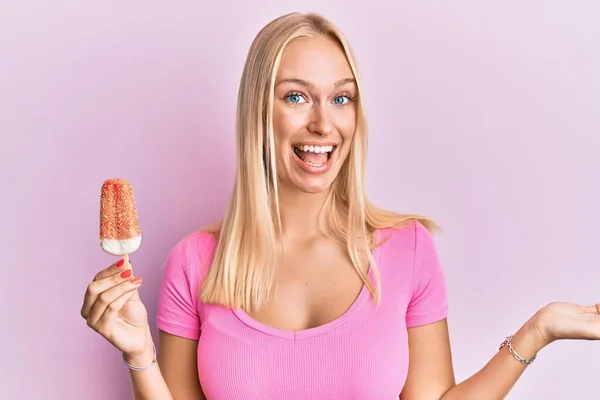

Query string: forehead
276 35 354 88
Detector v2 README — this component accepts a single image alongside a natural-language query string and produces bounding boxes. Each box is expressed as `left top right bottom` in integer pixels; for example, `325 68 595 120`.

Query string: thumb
585 304 600 314
130 288 141 301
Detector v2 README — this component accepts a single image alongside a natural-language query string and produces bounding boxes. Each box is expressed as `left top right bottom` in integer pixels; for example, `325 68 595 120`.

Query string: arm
400 223 546 399
400 319 455 399
123 327 174 400
156 330 206 400
400 315 546 400
124 329 206 400
148 232 212 399
441 316 544 400
400 221 456 399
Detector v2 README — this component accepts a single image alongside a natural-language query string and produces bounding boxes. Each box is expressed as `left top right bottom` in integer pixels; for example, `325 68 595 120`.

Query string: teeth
295 145 334 153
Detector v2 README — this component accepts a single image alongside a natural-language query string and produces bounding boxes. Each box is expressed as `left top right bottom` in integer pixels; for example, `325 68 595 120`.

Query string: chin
294 177 334 194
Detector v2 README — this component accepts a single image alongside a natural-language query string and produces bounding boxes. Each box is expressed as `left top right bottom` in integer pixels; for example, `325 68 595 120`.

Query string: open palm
537 302 600 344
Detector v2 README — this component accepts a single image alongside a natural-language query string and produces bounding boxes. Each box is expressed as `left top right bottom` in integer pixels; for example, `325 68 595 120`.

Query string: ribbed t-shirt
156 221 448 399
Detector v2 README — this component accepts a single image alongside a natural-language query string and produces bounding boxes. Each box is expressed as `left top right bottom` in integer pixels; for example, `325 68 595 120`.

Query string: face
271 34 357 194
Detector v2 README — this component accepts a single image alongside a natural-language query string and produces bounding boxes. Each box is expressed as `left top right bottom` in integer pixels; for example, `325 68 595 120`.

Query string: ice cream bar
99 178 142 256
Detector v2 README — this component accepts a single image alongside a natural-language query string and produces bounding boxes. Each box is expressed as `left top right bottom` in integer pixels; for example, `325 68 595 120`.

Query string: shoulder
161 229 218 282
377 219 436 254
156 230 217 338
375 219 443 283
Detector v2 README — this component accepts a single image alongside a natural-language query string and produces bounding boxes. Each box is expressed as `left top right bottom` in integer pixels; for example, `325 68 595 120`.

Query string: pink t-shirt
156 221 448 399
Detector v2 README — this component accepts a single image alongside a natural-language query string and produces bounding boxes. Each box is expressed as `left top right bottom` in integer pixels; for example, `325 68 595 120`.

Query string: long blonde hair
200 12 437 311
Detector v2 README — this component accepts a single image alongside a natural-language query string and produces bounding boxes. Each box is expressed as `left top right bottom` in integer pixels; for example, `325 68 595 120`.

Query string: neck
276 183 329 240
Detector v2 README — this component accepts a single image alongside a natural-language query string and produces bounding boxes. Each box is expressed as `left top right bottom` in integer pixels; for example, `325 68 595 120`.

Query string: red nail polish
120 270 132 279
131 276 143 284
116 259 125 267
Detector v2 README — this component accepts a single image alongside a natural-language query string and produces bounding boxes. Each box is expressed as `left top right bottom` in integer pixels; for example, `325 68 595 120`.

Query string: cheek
333 114 356 163
341 122 356 141
272 106 306 147
337 113 356 143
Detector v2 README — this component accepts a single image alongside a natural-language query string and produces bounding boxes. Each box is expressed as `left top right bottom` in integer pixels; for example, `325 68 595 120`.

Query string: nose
307 105 334 136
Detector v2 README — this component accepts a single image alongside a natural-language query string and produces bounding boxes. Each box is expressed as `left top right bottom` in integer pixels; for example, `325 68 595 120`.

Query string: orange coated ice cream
99 178 142 256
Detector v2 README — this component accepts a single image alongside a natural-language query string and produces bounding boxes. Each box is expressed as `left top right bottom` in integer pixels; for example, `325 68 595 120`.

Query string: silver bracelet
123 344 157 372
499 335 537 365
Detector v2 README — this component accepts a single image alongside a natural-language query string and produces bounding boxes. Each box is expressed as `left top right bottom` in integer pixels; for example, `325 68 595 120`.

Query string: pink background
1 1 599 399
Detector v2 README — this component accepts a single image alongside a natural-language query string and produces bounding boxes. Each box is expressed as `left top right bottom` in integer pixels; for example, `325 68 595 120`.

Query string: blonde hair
200 12 437 311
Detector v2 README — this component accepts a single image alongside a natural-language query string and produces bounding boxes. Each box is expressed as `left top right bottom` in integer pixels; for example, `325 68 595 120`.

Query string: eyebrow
275 77 356 89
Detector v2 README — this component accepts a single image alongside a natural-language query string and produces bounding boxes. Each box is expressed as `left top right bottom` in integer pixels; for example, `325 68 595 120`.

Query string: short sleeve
156 234 202 340
405 222 449 328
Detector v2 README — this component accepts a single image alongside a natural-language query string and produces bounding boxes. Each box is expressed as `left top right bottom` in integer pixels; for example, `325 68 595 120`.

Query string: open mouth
292 144 337 167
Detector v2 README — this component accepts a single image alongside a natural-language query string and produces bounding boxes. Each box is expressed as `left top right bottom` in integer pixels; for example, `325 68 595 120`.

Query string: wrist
123 343 156 368
518 313 551 353
500 321 545 365
123 335 156 368
528 306 557 348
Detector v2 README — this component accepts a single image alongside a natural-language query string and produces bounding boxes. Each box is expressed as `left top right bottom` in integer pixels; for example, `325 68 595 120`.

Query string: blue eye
334 95 350 105
286 94 305 104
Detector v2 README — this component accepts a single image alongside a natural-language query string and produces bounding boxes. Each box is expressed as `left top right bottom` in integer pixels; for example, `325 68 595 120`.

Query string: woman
81 12 600 400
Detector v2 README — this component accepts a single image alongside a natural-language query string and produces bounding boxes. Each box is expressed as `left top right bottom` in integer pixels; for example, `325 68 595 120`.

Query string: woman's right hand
80 258 153 362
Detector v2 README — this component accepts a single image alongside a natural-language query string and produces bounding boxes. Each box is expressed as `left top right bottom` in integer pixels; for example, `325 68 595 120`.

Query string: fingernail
131 276 143 284
116 259 125 267
120 270 132 279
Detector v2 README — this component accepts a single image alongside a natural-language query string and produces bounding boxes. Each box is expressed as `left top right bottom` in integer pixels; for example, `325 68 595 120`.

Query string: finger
94 257 133 281
86 277 143 329
81 267 136 319
97 282 144 330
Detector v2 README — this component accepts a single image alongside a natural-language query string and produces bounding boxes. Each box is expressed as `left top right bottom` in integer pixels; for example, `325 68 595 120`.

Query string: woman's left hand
534 302 600 346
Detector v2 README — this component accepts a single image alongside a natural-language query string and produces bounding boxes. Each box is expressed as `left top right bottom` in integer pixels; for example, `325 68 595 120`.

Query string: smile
292 144 337 167
291 143 338 175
